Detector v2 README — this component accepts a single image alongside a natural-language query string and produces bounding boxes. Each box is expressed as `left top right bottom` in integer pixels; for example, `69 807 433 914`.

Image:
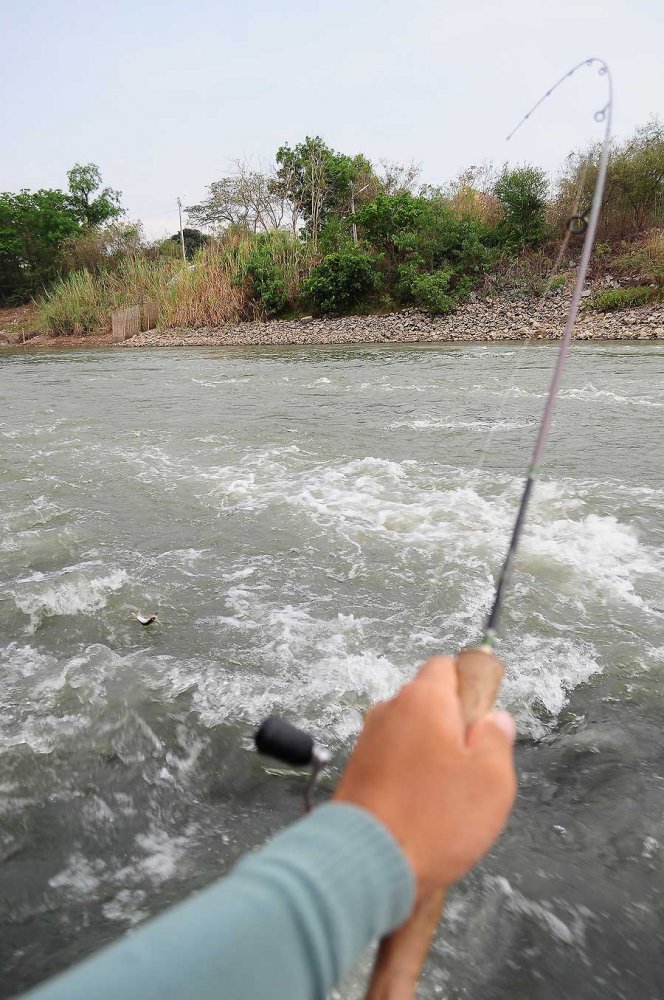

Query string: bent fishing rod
255 58 612 1000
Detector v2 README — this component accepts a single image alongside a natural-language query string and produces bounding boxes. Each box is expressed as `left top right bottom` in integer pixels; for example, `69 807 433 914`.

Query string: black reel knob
254 716 315 767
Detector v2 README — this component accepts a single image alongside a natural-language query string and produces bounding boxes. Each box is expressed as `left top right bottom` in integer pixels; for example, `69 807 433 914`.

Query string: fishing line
483 57 613 644
416 58 612 647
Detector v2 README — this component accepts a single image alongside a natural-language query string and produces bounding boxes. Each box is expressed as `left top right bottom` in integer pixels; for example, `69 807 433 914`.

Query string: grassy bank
23 117 664 337
34 227 664 337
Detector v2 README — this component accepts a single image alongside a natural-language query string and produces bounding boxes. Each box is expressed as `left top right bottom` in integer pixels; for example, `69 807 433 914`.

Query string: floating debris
131 610 158 626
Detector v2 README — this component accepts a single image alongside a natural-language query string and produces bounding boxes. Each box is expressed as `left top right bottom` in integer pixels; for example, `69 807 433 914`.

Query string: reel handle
254 716 316 767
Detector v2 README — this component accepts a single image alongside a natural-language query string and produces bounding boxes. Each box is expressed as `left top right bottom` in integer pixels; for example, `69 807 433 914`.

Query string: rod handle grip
365 647 504 1000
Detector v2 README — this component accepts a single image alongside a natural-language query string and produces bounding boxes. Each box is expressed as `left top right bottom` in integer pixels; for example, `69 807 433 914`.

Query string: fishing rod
255 58 613 1000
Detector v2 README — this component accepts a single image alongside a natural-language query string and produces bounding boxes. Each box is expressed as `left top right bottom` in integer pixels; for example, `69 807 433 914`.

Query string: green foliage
0 188 80 301
494 166 548 248
318 215 354 254
38 257 177 335
589 285 662 312
302 249 379 314
60 221 144 274
38 269 113 335
355 192 493 312
274 137 377 242
20 123 664 326
555 119 664 239
245 239 288 316
409 270 455 314
613 231 664 286
242 229 312 315
356 193 492 270
169 228 210 260
66 164 123 228
0 164 123 303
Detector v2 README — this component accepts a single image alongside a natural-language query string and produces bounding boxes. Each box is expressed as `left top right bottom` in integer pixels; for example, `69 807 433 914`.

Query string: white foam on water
470 382 547 399
502 635 601 736
487 876 589 949
159 606 404 741
49 854 105 897
389 417 533 431
523 511 661 610
102 889 148 925
134 827 194 885
354 380 439 394
10 567 127 630
642 836 660 858
561 382 663 408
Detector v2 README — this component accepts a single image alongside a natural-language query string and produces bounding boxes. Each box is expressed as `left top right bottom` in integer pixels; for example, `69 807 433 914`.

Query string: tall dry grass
163 241 256 327
613 229 664 286
38 257 180 335
38 227 316 335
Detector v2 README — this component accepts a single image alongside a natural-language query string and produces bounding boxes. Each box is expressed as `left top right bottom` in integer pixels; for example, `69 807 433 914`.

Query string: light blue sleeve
23 803 415 1000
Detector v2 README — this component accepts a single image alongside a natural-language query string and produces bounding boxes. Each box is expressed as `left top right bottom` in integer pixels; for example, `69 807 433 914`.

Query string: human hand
333 656 516 901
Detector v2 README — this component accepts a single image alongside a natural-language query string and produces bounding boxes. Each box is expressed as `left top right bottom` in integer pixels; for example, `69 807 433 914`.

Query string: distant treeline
2 120 663 332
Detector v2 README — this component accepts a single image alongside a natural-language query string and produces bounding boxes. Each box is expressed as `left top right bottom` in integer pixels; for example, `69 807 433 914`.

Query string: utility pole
177 197 186 262
350 182 370 243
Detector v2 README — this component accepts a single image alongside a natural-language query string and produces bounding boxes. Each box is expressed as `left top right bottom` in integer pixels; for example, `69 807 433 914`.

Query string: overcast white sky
1 0 662 239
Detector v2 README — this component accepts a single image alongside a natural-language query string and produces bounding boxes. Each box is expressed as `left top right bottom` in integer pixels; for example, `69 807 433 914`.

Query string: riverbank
3 292 664 349
125 291 664 346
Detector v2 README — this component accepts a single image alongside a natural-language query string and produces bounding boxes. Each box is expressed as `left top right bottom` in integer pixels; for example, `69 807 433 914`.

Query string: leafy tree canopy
66 163 123 228
169 227 211 260
494 165 548 248
0 164 123 301
0 189 79 301
273 137 378 240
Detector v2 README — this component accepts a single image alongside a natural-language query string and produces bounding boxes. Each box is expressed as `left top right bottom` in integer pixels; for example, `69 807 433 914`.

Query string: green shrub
354 192 493 309
318 216 354 254
242 230 312 316
245 249 288 316
554 119 664 240
494 166 548 249
589 285 662 312
406 270 473 315
612 231 664 287
302 249 379 314
410 270 455 314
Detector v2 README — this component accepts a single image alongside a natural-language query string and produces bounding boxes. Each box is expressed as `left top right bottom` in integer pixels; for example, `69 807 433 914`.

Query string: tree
555 118 664 239
0 188 79 301
187 160 291 234
494 165 549 249
66 163 123 228
60 220 145 274
169 227 210 260
494 165 548 248
273 137 377 248
354 191 493 307
378 160 422 196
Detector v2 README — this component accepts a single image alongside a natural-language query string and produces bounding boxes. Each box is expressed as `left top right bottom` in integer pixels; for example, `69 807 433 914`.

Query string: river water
1 343 663 999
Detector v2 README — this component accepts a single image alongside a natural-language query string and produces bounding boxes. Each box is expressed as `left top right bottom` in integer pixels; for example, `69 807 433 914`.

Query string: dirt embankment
0 306 116 349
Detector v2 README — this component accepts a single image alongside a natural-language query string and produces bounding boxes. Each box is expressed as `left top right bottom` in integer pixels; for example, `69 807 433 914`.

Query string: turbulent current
1 342 663 999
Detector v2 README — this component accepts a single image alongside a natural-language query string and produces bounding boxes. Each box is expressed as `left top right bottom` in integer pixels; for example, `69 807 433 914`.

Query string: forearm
24 803 414 1000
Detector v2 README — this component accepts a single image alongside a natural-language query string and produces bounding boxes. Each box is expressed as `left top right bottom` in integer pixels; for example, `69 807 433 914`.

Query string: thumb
467 709 516 755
